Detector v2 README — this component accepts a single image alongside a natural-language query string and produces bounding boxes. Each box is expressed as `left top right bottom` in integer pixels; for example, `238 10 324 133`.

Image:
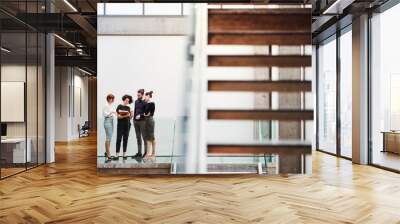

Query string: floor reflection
372 151 400 171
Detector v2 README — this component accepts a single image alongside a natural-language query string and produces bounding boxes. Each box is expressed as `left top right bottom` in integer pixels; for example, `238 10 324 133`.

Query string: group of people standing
103 89 156 162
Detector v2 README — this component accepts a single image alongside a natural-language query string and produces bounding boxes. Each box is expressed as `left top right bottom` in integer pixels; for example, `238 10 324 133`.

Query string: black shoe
112 156 119 161
133 157 142 163
123 156 128 160
104 152 111 160
132 153 142 158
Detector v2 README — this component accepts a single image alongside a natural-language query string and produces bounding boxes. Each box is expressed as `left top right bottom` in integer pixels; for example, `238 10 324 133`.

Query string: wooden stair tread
208 10 311 33
208 33 311 45
208 80 312 92
208 140 311 154
208 109 314 120
208 31 310 34
208 140 311 146
208 55 311 67
208 8 311 15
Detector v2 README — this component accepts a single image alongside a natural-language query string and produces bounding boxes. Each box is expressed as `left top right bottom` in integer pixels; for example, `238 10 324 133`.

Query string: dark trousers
116 124 130 153
134 120 147 155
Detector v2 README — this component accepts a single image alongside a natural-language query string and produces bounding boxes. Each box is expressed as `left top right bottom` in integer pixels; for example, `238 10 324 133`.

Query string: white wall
206 66 257 143
54 67 89 141
97 35 187 156
1 65 36 138
1 64 46 163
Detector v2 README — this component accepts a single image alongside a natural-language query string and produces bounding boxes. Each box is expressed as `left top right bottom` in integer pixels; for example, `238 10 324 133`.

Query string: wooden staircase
206 5 312 174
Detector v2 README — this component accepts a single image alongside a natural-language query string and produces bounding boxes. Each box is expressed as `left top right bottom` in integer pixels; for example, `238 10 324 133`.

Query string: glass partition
317 36 337 154
1 28 28 178
0 3 46 179
370 4 400 171
339 28 352 158
27 30 38 169
38 33 46 165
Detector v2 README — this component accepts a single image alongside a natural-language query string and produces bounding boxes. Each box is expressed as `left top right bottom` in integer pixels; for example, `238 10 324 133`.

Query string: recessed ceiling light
1 47 11 53
63 0 78 12
54 34 75 48
78 67 93 76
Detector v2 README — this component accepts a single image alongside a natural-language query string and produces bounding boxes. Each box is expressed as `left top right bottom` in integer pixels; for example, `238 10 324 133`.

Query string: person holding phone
115 94 133 159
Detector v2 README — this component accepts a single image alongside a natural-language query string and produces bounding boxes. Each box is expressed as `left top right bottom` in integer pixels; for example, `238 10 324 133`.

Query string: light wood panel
1 136 400 223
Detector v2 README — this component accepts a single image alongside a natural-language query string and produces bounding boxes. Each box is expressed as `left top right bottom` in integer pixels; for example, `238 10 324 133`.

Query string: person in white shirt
103 94 116 161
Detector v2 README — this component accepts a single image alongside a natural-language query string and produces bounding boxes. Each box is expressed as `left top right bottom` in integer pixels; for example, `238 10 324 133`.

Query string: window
105 3 143 15
370 3 400 171
318 37 337 154
98 3 189 16
339 28 352 158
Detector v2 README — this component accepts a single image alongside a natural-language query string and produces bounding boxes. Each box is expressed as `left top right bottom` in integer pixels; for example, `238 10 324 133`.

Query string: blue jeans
104 117 114 141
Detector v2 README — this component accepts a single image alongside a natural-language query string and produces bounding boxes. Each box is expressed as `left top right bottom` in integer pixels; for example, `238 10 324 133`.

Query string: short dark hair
122 94 133 104
145 91 153 98
106 94 115 102
137 89 145 95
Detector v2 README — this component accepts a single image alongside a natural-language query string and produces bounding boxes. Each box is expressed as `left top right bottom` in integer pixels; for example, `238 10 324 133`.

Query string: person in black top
144 91 156 159
115 94 133 159
133 89 147 158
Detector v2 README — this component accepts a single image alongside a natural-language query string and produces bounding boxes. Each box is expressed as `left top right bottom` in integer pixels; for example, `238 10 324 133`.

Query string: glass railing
168 118 279 175
97 116 180 170
207 155 276 174
97 115 286 175
170 117 186 174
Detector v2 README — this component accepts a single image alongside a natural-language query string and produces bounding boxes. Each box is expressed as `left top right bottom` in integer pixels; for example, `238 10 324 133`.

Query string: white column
184 4 208 173
46 33 55 163
352 14 369 164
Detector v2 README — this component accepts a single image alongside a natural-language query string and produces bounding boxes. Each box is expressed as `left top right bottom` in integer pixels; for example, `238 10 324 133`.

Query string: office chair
79 121 90 138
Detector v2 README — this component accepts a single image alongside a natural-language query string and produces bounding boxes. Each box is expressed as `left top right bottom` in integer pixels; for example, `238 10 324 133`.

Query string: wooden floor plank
1 136 400 223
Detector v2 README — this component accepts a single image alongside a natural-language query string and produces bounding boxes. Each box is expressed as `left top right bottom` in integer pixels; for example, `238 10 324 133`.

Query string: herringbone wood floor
1 136 400 224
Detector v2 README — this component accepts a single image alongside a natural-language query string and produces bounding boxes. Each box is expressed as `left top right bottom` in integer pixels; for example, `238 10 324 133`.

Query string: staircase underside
206 5 313 174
